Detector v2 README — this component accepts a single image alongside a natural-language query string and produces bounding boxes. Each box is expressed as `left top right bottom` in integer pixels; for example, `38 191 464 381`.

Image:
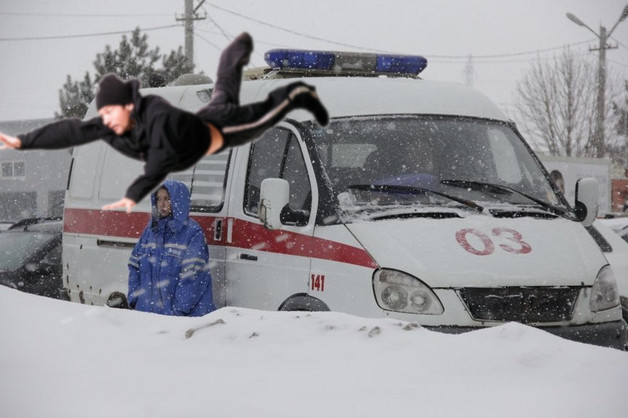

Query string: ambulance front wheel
278 294 329 312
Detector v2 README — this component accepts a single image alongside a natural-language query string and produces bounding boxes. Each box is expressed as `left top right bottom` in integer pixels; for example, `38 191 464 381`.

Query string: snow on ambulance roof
134 49 507 123
137 79 507 123
244 49 508 122
241 77 508 123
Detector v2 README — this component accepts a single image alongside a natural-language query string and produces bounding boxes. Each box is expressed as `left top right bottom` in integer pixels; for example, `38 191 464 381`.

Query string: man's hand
0 132 22 149
102 197 137 213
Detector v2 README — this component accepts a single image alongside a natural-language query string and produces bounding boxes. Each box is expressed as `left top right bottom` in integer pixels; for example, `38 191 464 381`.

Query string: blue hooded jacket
127 179 215 316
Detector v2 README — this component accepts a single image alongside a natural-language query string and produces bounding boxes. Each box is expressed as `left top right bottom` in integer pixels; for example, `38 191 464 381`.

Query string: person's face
98 103 134 135
156 188 172 218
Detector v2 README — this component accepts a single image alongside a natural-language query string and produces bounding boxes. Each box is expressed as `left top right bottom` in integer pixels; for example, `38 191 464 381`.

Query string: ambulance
62 49 627 349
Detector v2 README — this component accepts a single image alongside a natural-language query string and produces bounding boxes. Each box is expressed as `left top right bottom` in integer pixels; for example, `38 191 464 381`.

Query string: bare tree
610 80 628 168
514 48 602 157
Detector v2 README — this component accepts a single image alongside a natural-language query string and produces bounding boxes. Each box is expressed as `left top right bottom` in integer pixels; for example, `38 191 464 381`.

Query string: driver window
244 128 312 220
283 139 312 214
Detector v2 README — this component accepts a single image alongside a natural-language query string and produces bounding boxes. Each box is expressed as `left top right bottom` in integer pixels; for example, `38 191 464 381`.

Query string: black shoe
218 32 253 79
233 32 253 67
287 83 329 126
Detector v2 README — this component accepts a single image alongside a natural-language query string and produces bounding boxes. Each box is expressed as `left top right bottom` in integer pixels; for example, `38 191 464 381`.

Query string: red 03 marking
455 228 532 256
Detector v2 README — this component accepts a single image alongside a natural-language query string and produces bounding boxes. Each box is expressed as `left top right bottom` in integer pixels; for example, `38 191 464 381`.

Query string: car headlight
590 265 620 312
373 269 444 314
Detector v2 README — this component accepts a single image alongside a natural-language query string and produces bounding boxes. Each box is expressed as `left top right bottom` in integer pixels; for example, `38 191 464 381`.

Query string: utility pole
464 54 474 88
566 5 628 158
594 26 609 159
176 0 207 68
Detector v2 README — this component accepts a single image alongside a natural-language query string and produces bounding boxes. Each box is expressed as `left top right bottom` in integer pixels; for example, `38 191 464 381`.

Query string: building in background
0 119 71 222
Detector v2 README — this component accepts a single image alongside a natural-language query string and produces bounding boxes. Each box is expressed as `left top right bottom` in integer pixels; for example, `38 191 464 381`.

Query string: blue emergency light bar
264 49 428 76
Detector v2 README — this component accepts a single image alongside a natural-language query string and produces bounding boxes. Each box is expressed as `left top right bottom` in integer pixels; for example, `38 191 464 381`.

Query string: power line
0 24 180 42
608 58 628 69
194 32 223 52
428 39 596 59
610 36 628 51
0 11 172 17
208 4 607 62
207 3 381 52
431 52 594 65
205 13 233 42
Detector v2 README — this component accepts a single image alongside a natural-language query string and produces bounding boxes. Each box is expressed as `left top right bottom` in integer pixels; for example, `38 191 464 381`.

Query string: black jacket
18 80 211 203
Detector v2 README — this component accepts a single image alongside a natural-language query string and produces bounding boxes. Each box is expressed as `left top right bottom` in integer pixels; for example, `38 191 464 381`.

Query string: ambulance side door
225 126 315 310
183 150 234 309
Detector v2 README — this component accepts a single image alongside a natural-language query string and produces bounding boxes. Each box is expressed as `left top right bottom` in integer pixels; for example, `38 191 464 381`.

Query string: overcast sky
0 0 627 123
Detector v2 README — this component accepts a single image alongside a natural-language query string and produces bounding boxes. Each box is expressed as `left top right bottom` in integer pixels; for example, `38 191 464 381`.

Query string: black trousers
195 33 324 149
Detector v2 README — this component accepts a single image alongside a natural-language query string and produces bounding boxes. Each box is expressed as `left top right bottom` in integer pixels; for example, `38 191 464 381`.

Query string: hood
150 179 191 231
347 215 607 288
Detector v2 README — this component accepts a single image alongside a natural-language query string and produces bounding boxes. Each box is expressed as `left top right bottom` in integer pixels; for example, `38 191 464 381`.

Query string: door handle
213 219 223 241
239 253 258 261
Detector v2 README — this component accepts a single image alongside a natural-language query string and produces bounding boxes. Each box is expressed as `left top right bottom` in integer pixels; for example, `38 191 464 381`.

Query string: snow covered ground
1 285 627 418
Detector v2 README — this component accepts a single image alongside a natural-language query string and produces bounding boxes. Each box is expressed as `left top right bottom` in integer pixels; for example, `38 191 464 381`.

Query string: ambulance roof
143 77 509 124
140 48 508 123
241 76 509 122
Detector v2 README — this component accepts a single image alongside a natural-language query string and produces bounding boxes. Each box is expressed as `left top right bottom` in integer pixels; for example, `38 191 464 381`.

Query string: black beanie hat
96 74 133 109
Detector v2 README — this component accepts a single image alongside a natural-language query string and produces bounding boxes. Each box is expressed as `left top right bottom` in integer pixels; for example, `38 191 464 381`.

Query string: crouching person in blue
128 179 215 316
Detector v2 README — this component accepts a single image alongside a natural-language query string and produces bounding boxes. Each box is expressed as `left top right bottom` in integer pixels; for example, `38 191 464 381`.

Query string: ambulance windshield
307 116 569 218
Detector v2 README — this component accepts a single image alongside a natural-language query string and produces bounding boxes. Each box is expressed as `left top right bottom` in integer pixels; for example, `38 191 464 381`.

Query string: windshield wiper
440 179 573 218
347 184 484 213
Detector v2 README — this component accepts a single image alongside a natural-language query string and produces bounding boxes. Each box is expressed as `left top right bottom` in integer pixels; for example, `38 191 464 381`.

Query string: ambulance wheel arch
278 293 330 312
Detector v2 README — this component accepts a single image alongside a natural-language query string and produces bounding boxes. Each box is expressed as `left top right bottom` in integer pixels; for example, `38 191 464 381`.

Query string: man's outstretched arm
3 118 108 151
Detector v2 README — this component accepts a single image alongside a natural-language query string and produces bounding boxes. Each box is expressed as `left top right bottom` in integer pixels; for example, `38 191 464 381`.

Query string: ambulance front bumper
427 320 628 351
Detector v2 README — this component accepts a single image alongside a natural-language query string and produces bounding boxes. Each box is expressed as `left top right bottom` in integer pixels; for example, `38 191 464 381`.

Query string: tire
106 292 129 309
278 293 330 312
621 296 628 324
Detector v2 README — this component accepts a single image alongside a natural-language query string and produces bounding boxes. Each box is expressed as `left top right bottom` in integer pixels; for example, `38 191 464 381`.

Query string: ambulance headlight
373 269 444 314
590 265 620 312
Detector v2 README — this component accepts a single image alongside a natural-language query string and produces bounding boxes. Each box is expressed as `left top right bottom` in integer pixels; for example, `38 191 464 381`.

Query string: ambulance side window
244 128 312 221
169 151 231 213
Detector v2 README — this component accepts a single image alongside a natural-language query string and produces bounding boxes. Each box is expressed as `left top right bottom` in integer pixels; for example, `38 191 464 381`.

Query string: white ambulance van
62 49 627 349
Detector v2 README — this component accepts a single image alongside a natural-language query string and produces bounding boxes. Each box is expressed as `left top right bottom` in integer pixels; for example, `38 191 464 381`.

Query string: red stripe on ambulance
63 208 378 269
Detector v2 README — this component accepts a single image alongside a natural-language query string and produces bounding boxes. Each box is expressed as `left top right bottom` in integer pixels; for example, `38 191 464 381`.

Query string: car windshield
0 232 57 271
305 116 567 219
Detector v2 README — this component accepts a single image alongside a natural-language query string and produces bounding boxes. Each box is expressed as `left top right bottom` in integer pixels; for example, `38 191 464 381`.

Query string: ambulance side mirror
574 177 598 227
259 178 289 230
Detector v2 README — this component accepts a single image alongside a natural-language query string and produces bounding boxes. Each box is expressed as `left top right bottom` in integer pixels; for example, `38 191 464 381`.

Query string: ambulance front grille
457 287 580 323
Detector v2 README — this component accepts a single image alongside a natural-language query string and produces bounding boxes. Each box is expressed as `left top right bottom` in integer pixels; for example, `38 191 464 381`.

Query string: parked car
598 216 628 244
0 217 67 300
590 220 628 324
0 221 13 232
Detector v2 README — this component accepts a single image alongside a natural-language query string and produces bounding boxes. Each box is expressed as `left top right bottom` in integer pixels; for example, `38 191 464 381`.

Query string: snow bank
1 286 627 418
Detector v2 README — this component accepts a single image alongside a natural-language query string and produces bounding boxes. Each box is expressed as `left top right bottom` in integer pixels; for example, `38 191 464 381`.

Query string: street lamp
566 5 628 158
